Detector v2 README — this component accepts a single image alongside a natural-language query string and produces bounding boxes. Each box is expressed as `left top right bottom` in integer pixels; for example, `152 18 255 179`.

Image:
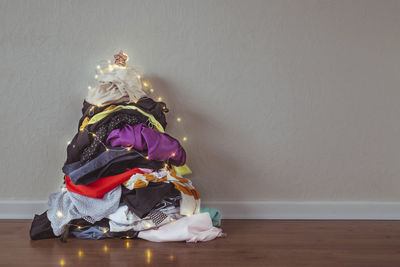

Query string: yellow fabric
88 105 164 132
104 105 117 112
79 117 90 132
144 174 156 182
133 179 147 188
123 168 200 200
79 105 116 132
169 170 189 183
87 105 192 176
173 165 192 176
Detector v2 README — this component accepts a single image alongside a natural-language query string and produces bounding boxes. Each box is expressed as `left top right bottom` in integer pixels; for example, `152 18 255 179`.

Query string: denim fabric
70 226 112 240
70 226 138 240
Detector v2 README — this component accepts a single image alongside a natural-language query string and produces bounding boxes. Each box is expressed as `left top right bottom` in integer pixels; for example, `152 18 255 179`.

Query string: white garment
86 64 147 106
107 205 178 232
180 192 199 216
137 213 224 243
107 205 140 225
47 186 121 236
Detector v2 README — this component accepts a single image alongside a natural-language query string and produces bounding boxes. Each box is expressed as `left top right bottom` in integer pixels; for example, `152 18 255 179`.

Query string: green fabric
200 207 221 227
173 165 192 176
88 105 192 176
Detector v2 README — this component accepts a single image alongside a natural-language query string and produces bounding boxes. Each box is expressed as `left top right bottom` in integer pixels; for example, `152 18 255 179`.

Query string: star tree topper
114 51 129 67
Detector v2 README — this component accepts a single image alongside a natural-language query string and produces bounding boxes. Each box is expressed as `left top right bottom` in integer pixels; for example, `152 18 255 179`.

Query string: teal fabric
200 207 221 227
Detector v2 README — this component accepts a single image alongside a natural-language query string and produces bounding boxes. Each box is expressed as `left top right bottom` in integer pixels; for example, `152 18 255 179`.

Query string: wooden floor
1 220 400 266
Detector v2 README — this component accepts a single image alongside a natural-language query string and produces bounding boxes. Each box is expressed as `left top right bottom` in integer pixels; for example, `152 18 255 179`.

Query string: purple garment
106 124 186 166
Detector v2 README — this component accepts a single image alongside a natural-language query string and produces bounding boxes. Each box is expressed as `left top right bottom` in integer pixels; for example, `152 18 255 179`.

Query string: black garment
150 195 181 213
30 212 138 241
29 213 111 241
121 183 180 218
30 212 111 240
78 102 116 128
98 156 163 178
66 110 148 165
30 211 140 241
69 218 110 229
67 218 137 240
80 111 149 163
65 97 168 165
79 97 168 131
133 97 168 128
30 211 57 240
109 230 138 239
63 147 164 185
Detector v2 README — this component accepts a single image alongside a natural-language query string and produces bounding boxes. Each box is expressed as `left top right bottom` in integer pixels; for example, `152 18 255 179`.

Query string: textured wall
1 0 400 202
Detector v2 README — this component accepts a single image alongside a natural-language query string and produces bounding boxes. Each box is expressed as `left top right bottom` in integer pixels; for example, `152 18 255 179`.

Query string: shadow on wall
146 75 244 199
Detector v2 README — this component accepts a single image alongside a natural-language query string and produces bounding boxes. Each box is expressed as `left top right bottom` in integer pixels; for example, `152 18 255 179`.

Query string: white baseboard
204 201 400 220
1 200 400 220
0 201 48 219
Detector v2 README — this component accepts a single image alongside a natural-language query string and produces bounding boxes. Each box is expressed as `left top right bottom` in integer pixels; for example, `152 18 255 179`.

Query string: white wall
1 0 400 209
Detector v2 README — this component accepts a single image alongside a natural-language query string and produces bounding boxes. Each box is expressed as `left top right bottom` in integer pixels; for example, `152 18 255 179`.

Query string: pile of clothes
30 52 224 242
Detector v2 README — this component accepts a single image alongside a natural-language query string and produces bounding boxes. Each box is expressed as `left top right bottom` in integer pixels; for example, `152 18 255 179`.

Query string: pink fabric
138 168 154 174
137 213 225 242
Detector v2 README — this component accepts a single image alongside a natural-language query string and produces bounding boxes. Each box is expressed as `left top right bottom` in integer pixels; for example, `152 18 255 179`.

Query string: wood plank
0 220 400 266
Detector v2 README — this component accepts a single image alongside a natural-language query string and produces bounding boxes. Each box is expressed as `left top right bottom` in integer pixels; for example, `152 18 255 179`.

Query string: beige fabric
86 64 147 106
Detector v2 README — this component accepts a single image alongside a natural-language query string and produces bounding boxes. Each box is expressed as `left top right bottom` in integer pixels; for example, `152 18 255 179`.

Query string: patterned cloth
80 113 148 163
123 168 200 216
149 211 168 226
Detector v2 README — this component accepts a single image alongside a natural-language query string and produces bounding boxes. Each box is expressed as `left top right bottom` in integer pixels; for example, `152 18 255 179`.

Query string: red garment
65 168 143 199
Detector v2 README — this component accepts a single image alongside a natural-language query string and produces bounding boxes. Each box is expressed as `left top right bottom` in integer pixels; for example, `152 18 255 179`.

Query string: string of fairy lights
58 247 163 266
59 53 189 228
78 56 188 146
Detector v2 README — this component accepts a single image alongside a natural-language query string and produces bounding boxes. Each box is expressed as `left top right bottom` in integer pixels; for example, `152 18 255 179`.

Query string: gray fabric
47 186 121 236
62 147 163 185
62 148 139 183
